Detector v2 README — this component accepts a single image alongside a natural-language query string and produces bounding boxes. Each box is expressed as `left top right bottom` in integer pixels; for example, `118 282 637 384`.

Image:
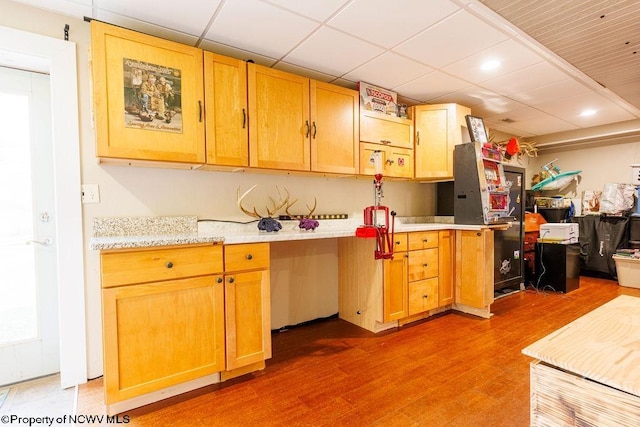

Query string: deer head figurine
237 185 290 232
286 197 319 231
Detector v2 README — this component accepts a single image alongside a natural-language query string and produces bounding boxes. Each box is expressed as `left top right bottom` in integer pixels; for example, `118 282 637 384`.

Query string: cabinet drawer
360 143 413 179
408 231 439 250
408 248 439 282
101 244 223 288
391 233 408 253
224 243 269 272
408 278 439 316
360 111 413 148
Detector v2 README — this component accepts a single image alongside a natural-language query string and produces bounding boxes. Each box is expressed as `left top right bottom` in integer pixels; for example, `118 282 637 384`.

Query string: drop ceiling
9 0 640 144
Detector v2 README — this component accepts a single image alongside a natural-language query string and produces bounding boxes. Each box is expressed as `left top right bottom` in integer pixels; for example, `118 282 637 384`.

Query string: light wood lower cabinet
338 230 454 332
100 242 271 410
454 229 494 318
223 243 271 372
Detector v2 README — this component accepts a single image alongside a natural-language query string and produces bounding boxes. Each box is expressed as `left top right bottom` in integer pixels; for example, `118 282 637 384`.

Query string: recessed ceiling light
580 109 597 117
481 60 501 71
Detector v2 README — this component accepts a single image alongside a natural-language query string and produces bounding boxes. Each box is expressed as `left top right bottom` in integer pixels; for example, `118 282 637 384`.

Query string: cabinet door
408 278 439 316
438 230 454 306
455 230 494 309
225 270 271 370
383 252 408 321
102 276 225 403
248 63 310 171
413 103 471 180
310 81 359 174
204 52 248 167
91 21 205 164
360 110 413 148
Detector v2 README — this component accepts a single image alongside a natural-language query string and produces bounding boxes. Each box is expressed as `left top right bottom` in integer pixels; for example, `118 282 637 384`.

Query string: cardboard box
358 81 397 115
613 255 640 289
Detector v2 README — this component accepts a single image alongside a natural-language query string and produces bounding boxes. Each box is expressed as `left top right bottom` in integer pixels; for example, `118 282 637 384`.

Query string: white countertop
89 216 496 250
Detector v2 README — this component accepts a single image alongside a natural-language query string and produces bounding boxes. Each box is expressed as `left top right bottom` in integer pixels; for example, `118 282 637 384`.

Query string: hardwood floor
77 276 640 426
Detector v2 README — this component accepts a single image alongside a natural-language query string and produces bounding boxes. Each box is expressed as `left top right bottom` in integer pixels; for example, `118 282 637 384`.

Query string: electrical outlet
81 184 100 204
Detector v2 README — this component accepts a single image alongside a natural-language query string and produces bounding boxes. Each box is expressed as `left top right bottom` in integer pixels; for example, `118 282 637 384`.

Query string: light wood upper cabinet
359 143 414 179
247 63 310 171
360 110 413 149
247 63 359 173
91 21 205 165
411 103 471 180
310 81 359 174
203 52 248 167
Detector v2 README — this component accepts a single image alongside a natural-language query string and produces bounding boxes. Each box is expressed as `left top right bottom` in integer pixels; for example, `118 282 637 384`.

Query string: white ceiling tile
273 62 338 82
96 0 221 36
513 79 592 105
535 93 637 127
95 10 200 46
426 85 499 107
394 10 509 68
328 0 460 49
198 40 277 67
394 71 471 101
342 52 434 91
262 0 350 22
13 0 93 18
204 0 320 59
442 39 544 84
470 95 527 117
282 27 384 77
481 62 569 95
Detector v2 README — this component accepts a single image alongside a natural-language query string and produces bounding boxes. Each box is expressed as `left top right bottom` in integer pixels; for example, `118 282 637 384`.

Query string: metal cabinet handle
416 130 420 145
423 239 429 243
423 263 428 267
26 237 52 246
423 294 429 299
305 120 310 138
166 261 174 269
228 277 235 284
198 100 202 122
216 277 223 283
246 254 253 260
242 108 246 129
386 159 394 165
312 121 317 139
380 139 392 144
395 241 401 245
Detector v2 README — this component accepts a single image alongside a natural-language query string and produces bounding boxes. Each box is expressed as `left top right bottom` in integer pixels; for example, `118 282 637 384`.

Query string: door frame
0 25 86 388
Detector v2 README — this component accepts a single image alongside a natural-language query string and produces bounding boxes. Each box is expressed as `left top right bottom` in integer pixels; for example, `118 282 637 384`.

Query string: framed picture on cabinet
465 115 489 143
123 58 183 133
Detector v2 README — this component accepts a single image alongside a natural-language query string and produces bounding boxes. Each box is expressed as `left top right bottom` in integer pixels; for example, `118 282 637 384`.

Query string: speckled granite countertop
90 215 496 250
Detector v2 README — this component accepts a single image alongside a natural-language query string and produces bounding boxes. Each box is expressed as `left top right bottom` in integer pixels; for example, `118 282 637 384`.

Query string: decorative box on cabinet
410 103 471 180
247 63 359 174
91 21 205 166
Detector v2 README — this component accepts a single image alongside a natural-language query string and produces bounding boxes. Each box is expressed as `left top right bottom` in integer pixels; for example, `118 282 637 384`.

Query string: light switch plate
81 184 100 203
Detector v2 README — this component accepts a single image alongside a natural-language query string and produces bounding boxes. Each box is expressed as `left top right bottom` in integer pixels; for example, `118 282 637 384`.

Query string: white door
0 66 59 385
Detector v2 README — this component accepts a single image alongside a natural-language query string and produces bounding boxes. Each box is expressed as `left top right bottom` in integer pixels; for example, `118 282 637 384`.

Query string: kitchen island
522 295 640 426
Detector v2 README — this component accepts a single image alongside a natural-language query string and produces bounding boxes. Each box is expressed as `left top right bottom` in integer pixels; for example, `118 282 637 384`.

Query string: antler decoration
286 197 319 231
237 185 291 232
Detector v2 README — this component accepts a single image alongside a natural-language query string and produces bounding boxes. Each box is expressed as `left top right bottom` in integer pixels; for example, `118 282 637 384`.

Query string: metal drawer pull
423 239 428 243
246 254 253 260
423 263 428 267
166 261 174 268
423 294 429 299
26 237 53 246
380 139 391 144
228 277 235 284
216 277 223 283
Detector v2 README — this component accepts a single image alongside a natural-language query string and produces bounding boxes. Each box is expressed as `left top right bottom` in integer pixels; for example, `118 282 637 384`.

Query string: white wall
0 0 434 379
